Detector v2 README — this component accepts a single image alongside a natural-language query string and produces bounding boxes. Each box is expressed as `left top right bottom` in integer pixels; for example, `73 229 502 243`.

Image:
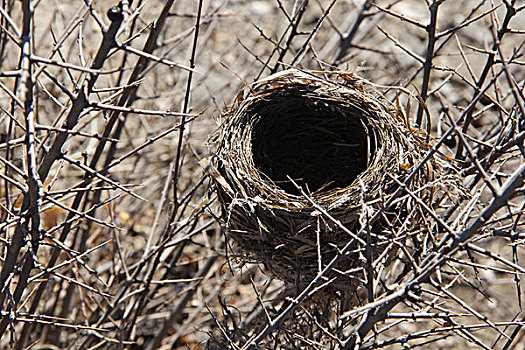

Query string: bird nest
206 69 435 295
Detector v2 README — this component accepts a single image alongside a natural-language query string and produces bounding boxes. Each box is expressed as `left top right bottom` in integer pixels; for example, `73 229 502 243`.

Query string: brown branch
415 0 442 127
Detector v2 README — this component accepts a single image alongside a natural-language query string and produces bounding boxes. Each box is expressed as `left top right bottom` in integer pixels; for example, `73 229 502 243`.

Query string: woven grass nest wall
207 69 435 294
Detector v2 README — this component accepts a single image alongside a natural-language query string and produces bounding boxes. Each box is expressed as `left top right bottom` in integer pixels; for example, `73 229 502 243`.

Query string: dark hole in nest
251 96 375 194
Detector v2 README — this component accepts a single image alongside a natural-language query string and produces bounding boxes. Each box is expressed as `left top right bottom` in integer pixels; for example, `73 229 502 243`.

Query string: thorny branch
0 0 524 349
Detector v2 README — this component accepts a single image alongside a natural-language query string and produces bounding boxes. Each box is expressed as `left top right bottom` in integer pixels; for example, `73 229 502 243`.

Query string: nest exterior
207 69 435 293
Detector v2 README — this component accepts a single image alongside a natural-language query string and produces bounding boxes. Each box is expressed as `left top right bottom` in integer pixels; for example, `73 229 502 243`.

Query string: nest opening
251 97 374 194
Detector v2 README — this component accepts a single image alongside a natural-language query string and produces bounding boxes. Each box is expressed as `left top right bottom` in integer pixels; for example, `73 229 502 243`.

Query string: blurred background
0 0 524 348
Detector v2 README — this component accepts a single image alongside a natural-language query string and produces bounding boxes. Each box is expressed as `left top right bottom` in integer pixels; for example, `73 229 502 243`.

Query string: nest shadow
251 96 374 194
